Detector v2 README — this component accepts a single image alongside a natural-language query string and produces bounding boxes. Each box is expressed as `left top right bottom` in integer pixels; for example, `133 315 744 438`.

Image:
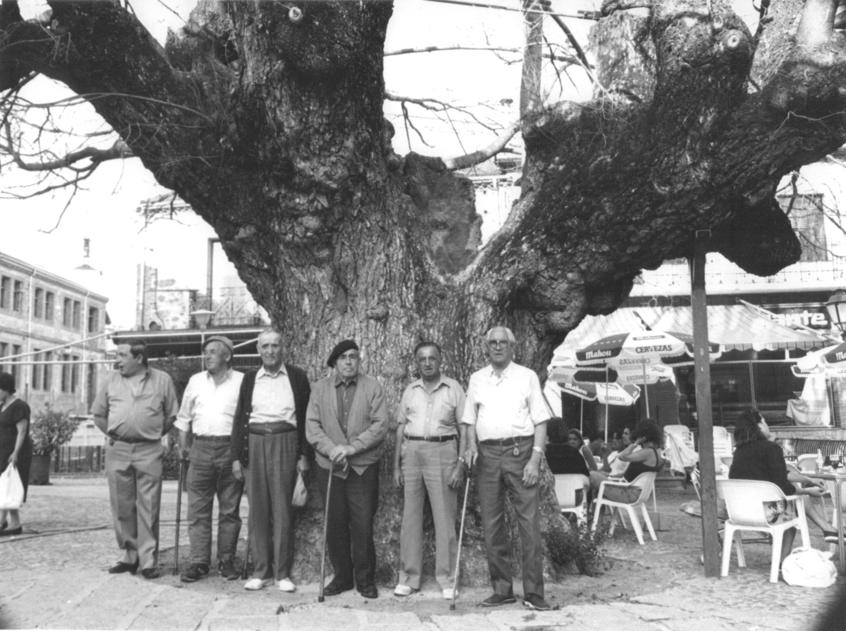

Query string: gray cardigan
305 372 388 473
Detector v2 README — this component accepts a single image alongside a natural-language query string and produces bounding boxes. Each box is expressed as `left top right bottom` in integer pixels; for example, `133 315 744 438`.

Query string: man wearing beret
306 340 388 599
175 336 244 583
230 329 311 592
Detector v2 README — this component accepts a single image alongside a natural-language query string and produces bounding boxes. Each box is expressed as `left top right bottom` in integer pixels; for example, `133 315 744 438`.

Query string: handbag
291 471 308 507
0 462 24 510
781 547 837 588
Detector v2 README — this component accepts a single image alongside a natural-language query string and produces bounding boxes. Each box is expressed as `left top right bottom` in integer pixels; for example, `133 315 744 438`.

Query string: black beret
327 340 359 367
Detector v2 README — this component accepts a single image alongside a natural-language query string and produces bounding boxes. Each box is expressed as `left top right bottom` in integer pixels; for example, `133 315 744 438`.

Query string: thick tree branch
442 120 520 170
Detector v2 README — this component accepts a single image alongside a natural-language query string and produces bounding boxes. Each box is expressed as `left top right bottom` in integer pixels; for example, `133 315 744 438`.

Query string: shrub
30 405 80 455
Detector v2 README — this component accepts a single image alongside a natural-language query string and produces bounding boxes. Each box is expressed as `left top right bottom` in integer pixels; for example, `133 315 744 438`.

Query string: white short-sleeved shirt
174 369 244 436
461 362 550 441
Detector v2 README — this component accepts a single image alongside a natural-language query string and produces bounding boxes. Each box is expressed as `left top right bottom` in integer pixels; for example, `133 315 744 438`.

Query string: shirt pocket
436 401 458 432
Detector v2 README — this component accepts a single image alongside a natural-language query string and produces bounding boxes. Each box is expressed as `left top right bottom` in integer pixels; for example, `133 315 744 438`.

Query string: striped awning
553 304 830 359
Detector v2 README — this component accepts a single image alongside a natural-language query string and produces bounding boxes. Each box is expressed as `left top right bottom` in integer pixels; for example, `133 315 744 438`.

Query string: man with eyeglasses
462 326 551 611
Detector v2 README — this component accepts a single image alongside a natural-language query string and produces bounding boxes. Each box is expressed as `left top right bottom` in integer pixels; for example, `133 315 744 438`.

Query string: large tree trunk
4 0 846 583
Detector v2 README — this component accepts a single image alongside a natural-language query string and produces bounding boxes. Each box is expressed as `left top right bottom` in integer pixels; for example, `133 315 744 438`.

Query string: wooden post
690 230 721 577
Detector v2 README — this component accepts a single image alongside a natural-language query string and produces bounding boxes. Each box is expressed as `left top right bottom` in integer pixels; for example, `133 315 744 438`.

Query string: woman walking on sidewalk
0 372 32 536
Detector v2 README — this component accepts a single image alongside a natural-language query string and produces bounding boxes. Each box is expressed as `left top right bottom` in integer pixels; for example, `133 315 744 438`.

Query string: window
45 292 55 321
86 362 98 408
10 345 20 385
72 301 82 330
12 280 23 312
778 193 828 262
32 349 42 390
33 288 44 319
43 351 53 390
88 307 100 333
62 298 72 327
0 277 9 309
61 353 71 393
71 355 80 393
0 343 7 372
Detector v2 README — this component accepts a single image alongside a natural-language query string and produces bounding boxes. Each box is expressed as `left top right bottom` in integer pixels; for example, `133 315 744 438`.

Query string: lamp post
190 309 215 369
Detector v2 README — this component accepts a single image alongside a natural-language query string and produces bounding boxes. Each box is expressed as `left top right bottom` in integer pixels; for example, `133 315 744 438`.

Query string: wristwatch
532 445 543 455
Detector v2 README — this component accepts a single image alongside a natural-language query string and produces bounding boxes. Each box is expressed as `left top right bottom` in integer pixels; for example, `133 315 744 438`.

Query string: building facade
0 251 110 416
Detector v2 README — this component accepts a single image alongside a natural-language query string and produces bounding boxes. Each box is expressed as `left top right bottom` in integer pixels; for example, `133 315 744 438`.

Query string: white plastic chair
554 474 589 526
713 426 733 459
591 472 657 544
717 479 810 583
796 454 818 473
663 425 698 476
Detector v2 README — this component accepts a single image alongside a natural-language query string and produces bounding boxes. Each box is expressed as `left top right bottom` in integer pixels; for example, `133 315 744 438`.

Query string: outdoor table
805 468 846 573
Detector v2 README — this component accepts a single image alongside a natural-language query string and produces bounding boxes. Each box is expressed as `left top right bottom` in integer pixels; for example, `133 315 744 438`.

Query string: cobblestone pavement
0 477 842 630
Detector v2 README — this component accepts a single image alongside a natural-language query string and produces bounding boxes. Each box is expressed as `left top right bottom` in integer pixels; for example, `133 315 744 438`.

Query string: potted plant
28 405 80 485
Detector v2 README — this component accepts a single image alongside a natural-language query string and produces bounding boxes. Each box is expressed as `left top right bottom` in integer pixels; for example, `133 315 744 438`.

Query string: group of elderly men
91 326 552 611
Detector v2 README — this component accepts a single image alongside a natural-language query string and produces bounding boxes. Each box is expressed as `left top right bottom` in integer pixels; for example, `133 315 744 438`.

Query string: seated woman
590 425 634 496
597 419 663 504
545 421 591 503
731 408 835 543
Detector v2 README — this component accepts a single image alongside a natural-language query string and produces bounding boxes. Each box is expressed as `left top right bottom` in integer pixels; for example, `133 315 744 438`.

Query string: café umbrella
560 381 641 437
549 363 640 439
576 330 721 412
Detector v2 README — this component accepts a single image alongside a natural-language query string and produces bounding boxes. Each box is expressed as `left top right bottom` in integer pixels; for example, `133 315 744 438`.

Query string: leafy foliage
546 515 608 577
29 405 80 455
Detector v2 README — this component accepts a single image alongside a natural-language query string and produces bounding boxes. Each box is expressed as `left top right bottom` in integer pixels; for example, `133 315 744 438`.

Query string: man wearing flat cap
230 329 311 592
175 335 244 582
306 340 388 599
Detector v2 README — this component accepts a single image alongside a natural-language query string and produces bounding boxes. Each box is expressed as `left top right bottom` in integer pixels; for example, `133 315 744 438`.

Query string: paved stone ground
0 477 842 630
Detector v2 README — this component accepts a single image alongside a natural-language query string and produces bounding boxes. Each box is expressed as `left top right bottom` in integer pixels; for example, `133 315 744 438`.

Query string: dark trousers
477 440 544 598
247 431 298 580
186 439 243 566
316 463 379 589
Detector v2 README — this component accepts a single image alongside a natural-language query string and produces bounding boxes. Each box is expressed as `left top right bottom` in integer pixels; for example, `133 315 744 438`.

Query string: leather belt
405 434 456 443
248 422 297 435
194 434 230 442
108 433 158 445
479 434 534 446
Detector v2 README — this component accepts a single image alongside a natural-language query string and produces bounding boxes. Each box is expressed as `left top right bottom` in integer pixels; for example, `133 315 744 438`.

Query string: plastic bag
291 471 308 508
781 547 837 588
0 462 24 510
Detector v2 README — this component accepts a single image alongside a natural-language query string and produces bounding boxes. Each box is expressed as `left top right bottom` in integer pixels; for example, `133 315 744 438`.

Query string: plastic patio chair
717 479 810 583
591 472 657 544
663 425 698 476
796 454 818 473
554 474 589 526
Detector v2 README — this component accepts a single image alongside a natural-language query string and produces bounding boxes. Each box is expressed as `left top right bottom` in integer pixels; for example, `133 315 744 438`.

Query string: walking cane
174 457 186 575
450 465 472 611
241 505 251 580
318 465 334 603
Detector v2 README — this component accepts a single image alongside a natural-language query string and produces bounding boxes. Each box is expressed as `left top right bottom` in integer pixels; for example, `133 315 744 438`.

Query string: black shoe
180 563 209 583
358 585 378 599
824 531 839 543
480 593 517 607
0 526 22 537
218 559 239 580
522 594 552 611
323 580 353 596
141 568 161 580
108 561 138 575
